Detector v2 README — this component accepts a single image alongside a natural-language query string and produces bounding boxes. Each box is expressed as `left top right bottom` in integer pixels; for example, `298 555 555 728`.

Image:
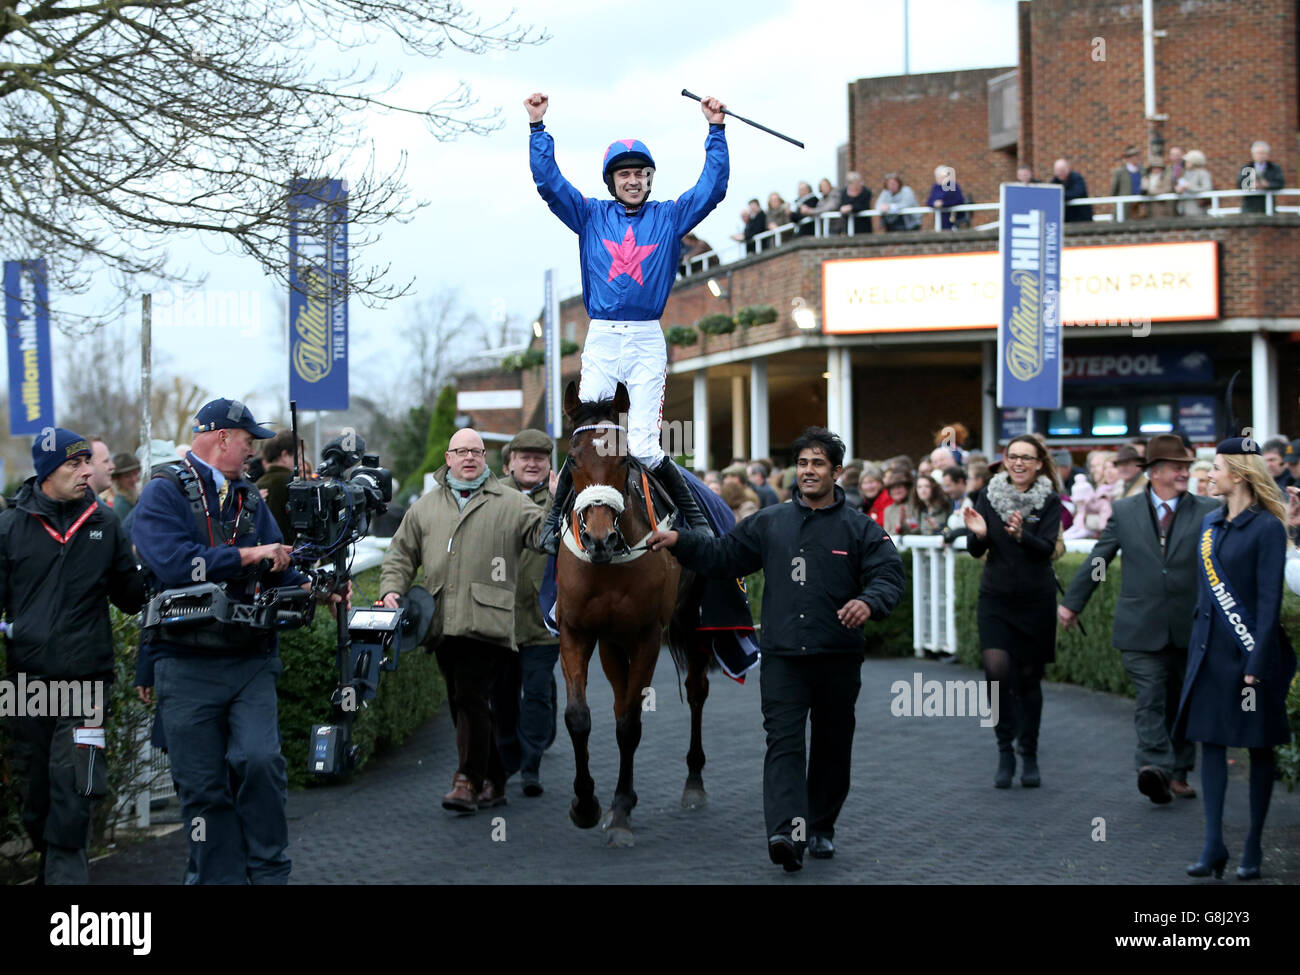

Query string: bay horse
556 380 713 847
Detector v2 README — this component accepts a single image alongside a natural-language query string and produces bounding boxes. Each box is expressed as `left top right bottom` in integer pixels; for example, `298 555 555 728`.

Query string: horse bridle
569 422 640 556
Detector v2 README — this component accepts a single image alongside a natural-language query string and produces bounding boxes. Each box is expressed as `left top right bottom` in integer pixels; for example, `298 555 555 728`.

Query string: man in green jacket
492 429 561 797
379 427 548 813
256 431 304 544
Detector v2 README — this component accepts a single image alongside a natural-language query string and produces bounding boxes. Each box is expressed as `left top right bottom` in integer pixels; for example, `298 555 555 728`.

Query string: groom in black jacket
651 426 904 871
1059 434 1218 804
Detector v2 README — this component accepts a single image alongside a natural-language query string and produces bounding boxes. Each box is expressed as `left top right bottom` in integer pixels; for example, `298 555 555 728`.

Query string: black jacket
671 486 904 655
1238 160 1284 213
1053 171 1093 222
257 463 296 543
0 477 146 680
966 486 1061 600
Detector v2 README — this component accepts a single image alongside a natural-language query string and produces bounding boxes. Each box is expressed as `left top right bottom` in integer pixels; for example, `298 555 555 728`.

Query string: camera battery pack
309 724 343 775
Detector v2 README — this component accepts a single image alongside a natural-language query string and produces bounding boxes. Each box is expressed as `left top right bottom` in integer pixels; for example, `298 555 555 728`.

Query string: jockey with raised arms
526 90 729 553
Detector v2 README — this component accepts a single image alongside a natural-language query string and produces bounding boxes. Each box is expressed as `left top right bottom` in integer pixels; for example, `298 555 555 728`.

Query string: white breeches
577 319 667 466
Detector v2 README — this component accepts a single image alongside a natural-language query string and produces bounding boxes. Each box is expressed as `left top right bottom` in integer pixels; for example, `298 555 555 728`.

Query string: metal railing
677 187 1300 278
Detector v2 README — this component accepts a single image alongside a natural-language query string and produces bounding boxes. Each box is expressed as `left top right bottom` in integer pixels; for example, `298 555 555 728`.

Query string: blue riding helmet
602 139 655 197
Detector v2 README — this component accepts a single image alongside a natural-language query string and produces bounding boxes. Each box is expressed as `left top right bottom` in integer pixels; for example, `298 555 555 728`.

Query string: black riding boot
539 458 573 556
654 457 711 534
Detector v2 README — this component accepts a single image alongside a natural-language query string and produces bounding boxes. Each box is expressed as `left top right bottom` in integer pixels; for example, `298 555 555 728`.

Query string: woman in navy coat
1176 438 1296 880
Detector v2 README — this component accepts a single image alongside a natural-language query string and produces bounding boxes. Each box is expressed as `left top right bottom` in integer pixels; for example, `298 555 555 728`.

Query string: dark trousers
7 712 96 885
436 638 510 791
1120 645 1196 780
759 652 863 841
155 655 290 885
491 642 559 779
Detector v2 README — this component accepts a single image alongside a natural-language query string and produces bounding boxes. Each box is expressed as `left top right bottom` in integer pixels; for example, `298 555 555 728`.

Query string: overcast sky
21 0 1024 434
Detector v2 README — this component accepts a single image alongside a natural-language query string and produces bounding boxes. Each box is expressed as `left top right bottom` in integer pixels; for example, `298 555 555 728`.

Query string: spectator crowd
679 138 1288 271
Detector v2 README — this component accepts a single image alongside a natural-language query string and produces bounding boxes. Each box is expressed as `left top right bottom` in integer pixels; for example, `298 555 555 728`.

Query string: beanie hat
33 428 92 483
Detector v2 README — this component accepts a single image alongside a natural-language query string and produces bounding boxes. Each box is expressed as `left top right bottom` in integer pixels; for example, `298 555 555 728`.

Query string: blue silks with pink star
530 123 728 322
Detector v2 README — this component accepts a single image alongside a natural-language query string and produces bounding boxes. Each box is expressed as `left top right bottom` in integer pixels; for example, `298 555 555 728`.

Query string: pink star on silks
603 226 658 285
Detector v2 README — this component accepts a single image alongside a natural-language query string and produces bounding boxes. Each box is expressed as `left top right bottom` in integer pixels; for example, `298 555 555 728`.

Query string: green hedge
664 325 698 347
1 565 445 882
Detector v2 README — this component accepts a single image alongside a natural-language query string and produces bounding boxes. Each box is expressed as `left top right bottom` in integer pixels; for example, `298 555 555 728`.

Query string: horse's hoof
681 788 708 810
598 808 615 830
604 827 636 848
570 796 601 830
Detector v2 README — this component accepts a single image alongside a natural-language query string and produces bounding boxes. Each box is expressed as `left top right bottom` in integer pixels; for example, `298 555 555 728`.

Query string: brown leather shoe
1169 778 1197 799
476 780 508 808
1138 765 1173 804
442 773 478 813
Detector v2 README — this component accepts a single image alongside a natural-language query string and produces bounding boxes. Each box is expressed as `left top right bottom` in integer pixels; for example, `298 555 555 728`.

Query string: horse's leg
682 634 711 810
595 637 637 847
561 626 601 829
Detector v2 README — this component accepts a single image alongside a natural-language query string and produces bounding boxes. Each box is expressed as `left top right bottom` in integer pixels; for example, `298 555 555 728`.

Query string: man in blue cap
1 428 146 883
131 398 343 884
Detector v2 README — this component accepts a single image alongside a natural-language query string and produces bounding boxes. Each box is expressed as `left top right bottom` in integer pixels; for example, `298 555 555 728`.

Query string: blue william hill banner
288 179 349 411
4 260 55 436
997 183 1063 411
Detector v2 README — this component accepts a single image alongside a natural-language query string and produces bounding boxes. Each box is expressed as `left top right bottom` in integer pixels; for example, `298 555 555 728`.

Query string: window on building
1138 403 1174 434
564 321 576 342
1047 406 1084 437
1091 405 1129 437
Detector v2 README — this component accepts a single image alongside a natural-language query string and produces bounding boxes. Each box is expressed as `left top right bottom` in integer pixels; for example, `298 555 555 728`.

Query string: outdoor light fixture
706 278 727 299
532 320 542 338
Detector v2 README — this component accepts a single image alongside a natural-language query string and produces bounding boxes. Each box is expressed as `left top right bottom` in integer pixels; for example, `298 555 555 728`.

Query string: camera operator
1 429 146 884
130 398 344 884
379 427 551 813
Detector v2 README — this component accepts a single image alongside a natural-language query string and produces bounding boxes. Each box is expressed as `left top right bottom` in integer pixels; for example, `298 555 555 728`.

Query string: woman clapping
963 436 1063 788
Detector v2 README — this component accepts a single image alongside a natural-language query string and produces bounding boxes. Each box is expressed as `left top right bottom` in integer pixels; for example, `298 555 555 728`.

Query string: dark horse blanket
539 463 761 681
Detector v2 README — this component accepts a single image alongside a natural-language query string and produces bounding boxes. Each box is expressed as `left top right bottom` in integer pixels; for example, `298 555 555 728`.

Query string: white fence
897 535 1097 658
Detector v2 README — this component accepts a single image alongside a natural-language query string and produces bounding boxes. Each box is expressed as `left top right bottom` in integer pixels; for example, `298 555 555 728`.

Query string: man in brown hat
1109 144 1145 218
108 451 143 522
492 429 561 797
1114 444 1147 499
1059 434 1218 803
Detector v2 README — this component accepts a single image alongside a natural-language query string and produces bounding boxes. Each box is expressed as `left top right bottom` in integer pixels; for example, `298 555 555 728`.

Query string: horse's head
564 380 632 565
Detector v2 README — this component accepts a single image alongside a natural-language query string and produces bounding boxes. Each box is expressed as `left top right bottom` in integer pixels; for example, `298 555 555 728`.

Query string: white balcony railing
676 187 1300 279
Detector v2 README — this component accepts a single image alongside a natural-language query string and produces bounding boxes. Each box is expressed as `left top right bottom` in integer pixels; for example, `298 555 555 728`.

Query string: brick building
458 0 1300 468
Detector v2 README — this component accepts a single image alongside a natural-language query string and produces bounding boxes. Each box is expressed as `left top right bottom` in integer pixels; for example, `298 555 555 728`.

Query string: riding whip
681 89 804 148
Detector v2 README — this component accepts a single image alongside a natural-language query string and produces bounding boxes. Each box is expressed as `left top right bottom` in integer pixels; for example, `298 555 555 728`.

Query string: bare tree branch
0 1 548 331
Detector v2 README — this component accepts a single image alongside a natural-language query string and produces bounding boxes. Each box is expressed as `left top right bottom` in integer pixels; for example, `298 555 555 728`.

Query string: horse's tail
666 567 715 688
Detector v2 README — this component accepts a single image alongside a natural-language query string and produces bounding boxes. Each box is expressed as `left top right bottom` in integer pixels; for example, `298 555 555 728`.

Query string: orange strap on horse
570 510 586 551
639 470 658 526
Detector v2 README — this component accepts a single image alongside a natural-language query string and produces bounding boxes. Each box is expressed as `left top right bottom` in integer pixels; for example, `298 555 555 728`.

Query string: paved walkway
92 653 1299 884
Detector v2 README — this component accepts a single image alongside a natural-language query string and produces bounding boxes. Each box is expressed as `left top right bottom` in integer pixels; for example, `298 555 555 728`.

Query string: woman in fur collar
962 435 1063 789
